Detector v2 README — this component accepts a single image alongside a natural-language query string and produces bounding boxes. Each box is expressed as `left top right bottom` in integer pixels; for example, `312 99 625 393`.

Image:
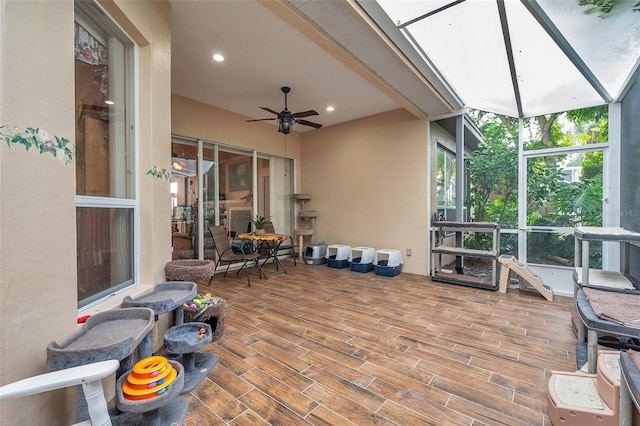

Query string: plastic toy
121 356 177 400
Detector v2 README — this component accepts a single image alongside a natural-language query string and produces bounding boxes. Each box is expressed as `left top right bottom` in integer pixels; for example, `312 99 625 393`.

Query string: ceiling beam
397 0 466 29
497 0 524 118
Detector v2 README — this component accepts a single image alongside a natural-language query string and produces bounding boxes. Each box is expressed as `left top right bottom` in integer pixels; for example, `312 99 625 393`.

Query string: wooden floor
183 259 577 426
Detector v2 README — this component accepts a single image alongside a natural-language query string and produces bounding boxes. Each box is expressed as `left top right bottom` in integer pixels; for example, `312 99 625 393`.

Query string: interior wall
0 1 172 424
299 108 430 275
620 75 640 278
171 94 302 163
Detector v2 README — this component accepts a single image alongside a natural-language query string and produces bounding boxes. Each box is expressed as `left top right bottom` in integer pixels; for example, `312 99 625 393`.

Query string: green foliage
581 151 603 180
1 124 74 164
578 0 640 16
465 107 605 260
526 156 567 214
566 105 607 124
554 174 604 226
465 140 519 227
526 226 577 265
252 214 269 229
146 165 171 181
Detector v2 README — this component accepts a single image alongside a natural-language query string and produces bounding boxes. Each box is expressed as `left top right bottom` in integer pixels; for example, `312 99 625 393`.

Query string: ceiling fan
246 86 322 134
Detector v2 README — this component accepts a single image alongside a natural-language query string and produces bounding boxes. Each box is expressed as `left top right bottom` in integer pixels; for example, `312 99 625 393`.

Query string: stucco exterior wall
299 108 430 275
0 1 171 424
1 1 78 424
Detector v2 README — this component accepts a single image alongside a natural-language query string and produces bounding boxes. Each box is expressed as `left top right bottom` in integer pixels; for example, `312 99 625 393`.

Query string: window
75 2 136 308
436 145 457 221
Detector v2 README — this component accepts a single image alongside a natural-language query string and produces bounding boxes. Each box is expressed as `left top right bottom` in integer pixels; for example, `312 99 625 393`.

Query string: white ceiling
171 0 640 129
170 0 458 134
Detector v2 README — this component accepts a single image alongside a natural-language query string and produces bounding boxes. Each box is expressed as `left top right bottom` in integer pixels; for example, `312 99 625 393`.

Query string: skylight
376 0 640 118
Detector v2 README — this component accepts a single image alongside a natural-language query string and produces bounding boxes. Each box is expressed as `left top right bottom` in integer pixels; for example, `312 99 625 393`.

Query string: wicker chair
262 222 297 266
208 225 266 287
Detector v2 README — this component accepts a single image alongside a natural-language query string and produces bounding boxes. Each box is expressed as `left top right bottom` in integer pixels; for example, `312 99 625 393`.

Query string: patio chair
208 225 266 287
262 221 297 266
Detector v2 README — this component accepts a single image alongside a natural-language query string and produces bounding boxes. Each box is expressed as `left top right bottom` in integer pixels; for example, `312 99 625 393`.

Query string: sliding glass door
171 138 295 263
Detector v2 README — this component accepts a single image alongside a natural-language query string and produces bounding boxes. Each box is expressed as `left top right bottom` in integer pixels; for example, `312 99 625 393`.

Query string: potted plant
252 214 269 235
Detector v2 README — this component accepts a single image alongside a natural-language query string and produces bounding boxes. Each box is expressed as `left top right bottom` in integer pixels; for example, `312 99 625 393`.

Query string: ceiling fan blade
259 107 280 115
295 119 323 129
292 110 319 118
246 118 278 122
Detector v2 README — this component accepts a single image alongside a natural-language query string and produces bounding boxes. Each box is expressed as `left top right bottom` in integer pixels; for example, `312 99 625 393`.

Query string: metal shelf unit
431 221 500 291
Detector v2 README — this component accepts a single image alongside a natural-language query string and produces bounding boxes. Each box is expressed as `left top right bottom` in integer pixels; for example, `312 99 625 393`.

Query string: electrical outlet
406 248 412 256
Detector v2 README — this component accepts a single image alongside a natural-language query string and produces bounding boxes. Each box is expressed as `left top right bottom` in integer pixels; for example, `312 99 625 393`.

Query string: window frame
519 132 610 267
75 1 139 310
436 144 458 222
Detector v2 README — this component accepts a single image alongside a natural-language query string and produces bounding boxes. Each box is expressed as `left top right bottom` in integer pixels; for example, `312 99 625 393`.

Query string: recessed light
326 106 334 112
105 100 114 105
212 53 225 62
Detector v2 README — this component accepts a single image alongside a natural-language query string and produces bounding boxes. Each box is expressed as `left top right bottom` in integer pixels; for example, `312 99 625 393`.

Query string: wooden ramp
498 255 554 301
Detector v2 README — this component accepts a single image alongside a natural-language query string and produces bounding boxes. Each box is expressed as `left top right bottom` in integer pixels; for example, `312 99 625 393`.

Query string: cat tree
293 194 317 261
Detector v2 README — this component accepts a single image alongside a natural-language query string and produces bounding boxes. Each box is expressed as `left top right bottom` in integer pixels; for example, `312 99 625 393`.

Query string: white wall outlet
406 248 412 256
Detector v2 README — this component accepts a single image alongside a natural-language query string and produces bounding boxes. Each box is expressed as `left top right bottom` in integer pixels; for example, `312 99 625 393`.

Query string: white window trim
75 0 139 309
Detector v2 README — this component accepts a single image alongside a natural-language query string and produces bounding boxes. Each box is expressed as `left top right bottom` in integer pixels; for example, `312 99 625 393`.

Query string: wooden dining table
237 233 289 274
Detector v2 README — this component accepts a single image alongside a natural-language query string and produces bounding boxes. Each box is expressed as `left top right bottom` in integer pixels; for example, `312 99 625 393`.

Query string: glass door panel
170 139 296 263
202 145 216 259
526 151 603 229
268 156 295 236
171 141 198 259
525 150 604 266
219 151 253 238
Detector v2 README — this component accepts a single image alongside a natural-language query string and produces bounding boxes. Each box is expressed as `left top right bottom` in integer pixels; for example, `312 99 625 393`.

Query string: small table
238 233 289 274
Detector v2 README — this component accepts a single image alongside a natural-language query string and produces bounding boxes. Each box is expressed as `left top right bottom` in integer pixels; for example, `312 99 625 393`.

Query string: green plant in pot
252 214 269 235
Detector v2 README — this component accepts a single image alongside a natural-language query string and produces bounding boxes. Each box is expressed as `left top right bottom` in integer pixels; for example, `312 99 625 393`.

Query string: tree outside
465 106 606 267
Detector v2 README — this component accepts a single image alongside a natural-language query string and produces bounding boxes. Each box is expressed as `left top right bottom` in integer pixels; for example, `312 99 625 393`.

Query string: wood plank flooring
184 260 576 425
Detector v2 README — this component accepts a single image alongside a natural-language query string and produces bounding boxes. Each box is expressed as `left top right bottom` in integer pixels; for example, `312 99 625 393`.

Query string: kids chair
0 359 119 426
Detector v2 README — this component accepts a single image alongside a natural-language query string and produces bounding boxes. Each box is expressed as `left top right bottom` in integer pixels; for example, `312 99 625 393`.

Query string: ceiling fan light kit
246 86 322 134
278 116 294 134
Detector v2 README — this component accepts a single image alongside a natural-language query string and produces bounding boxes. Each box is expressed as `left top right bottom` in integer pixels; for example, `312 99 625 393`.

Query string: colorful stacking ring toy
122 356 177 400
